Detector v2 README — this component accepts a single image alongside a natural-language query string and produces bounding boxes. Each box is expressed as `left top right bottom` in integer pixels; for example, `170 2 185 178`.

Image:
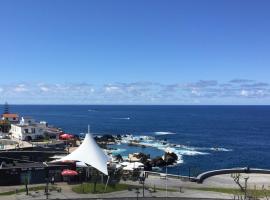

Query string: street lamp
166 163 168 198
135 187 140 200
164 153 168 199
178 165 180 179
44 177 49 199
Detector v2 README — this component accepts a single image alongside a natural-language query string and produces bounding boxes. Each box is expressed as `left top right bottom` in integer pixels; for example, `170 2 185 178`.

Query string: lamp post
142 175 145 197
44 166 49 199
166 163 168 198
188 166 191 180
164 153 168 199
178 165 180 179
44 177 49 199
135 188 140 200
24 172 29 195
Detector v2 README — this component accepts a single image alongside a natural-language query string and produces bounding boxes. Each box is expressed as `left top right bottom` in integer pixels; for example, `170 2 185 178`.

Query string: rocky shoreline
93 134 180 170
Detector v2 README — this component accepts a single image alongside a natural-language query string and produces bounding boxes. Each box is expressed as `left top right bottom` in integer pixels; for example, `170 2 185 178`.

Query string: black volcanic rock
151 157 166 167
134 152 150 163
164 152 178 165
151 152 178 167
144 160 152 171
95 134 115 143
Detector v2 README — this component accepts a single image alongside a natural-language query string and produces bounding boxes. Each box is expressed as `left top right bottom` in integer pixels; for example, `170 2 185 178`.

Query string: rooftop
2 113 19 118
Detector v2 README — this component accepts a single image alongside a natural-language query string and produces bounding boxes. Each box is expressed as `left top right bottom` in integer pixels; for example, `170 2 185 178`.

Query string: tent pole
104 175 110 192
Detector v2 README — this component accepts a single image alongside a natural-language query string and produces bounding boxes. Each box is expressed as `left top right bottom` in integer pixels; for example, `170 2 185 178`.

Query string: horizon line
1 104 270 106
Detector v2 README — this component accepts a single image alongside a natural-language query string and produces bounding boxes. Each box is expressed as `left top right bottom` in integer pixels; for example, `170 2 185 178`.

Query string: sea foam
110 148 126 155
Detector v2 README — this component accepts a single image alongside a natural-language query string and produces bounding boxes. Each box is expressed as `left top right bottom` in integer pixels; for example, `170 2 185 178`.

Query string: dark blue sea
7 105 270 176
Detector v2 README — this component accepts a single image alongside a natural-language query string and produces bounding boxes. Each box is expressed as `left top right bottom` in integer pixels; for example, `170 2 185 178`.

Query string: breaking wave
192 146 233 152
155 131 177 135
120 135 210 164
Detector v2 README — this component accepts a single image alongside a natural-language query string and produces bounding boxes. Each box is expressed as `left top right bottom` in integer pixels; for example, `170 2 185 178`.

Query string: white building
10 117 47 141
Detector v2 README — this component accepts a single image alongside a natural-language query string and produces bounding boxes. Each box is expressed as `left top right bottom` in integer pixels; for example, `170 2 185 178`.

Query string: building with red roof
1 113 19 123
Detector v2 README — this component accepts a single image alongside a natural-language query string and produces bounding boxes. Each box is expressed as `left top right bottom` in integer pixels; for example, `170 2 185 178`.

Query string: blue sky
0 0 270 104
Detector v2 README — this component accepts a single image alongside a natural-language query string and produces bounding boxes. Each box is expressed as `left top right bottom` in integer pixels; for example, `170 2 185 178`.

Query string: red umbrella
61 169 78 176
60 133 74 140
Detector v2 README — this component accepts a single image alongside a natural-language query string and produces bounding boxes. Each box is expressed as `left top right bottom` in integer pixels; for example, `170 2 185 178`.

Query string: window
31 128 35 133
24 129 28 134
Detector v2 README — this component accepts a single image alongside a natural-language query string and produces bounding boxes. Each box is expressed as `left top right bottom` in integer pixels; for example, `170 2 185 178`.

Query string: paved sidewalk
0 181 232 200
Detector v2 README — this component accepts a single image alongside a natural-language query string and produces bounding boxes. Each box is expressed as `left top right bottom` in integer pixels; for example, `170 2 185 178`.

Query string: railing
144 171 196 181
196 167 270 183
145 167 270 184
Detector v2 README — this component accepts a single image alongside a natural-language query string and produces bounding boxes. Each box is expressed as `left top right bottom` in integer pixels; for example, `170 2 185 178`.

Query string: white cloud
240 90 249 97
191 89 201 96
14 84 28 92
0 79 270 104
40 86 49 92
105 86 121 93
230 79 254 84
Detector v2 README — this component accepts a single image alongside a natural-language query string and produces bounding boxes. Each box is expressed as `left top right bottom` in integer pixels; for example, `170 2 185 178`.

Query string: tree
231 173 250 199
231 173 245 192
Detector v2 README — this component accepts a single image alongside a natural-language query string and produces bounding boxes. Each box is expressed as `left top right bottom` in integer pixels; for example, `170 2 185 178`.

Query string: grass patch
72 183 130 194
0 191 17 196
0 185 57 196
194 187 243 195
72 183 179 194
155 187 178 192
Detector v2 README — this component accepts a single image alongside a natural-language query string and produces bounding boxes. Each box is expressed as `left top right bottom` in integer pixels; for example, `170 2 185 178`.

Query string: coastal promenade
2 173 270 199
0 182 232 200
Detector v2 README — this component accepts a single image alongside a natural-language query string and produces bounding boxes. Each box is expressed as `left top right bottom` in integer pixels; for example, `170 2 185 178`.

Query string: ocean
7 105 270 176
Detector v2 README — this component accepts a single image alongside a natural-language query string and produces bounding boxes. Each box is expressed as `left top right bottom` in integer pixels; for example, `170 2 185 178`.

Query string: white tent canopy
60 133 109 175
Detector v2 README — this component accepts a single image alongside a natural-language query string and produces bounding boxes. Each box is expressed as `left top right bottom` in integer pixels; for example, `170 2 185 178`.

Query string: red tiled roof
2 113 19 118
